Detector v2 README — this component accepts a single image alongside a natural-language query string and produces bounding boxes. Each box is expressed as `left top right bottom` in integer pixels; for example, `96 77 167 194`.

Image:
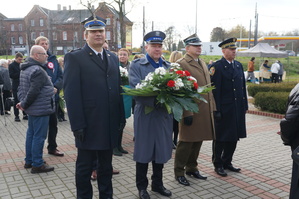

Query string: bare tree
80 0 97 15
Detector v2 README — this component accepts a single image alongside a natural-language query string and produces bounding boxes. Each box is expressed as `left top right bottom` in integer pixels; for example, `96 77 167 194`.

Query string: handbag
280 95 299 145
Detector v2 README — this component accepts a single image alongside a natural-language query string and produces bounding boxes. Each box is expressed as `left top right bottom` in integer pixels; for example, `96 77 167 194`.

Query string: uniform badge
209 66 215 76
47 62 54 69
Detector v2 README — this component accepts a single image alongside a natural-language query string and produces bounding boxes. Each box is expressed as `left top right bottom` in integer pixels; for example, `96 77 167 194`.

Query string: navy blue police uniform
209 38 248 177
63 15 125 199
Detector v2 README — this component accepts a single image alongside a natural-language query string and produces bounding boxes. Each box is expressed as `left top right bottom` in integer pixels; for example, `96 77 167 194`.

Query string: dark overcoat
209 57 248 142
177 54 216 142
129 57 173 164
63 44 125 150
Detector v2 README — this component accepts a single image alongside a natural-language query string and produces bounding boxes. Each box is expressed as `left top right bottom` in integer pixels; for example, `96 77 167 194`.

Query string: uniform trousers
212 141 237 168
76 148 113 199
136 161 164 191
47 101 58 152
174 141 202 177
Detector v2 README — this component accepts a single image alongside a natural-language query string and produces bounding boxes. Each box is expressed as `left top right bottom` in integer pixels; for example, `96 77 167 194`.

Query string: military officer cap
183 33 202 46
218 37 238 49
81 15 107 30
144 31 166 44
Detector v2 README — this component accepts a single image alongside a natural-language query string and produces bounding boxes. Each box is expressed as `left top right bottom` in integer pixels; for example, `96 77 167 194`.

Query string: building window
11 37 15 44
106 18 111 25
40 19 44 26
19 36 23 44
11 24 15 31
63 31 67 40
31 19 35 26
40 32 44 36
53 32 57 40
106 31 111 40
18 24 22 31
31 32 36 41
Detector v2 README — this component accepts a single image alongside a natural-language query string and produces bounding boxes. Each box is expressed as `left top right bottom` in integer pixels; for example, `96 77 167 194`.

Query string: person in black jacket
279 83 299 199
9 52 27 121
35 36 64 157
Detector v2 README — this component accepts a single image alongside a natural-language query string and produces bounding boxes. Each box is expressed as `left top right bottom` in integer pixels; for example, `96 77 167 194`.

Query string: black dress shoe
176 176 190 186
48 149 64 156
139 190 150 199
31 164 54 174
224 165 241 172
152 186 172 197
215 167 227 177
186 171 207 180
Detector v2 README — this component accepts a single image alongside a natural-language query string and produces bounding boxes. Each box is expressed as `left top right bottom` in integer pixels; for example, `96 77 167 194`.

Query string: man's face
118 51 129 64
222 48 236 61
145 43 163 61
186 45 202 58
85 29 106 49
15 57 23 64
38 39 49 51
36 50 48 65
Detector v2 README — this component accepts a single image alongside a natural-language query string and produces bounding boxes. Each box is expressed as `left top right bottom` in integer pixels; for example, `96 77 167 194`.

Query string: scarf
146 54 163 68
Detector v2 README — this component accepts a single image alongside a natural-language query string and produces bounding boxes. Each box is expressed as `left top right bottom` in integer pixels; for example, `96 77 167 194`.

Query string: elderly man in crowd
17 45 55 173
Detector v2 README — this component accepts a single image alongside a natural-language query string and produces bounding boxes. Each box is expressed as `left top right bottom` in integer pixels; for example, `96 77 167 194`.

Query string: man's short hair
35 36 49 45
15 52 23 59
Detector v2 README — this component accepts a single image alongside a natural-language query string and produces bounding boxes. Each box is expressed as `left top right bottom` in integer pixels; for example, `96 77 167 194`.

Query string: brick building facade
0 3 133 55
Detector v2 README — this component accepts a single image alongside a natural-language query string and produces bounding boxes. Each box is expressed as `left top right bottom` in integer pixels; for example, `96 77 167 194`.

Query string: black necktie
98 53 103 61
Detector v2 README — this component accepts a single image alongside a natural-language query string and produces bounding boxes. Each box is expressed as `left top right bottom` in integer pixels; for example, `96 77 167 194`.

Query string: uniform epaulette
70 48 81 53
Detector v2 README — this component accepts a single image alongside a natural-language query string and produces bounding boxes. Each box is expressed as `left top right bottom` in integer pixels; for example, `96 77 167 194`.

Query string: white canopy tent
237 43 288 58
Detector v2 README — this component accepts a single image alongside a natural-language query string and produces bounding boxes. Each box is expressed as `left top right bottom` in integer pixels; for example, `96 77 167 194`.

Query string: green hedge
254 92 289 114
247 82 297 97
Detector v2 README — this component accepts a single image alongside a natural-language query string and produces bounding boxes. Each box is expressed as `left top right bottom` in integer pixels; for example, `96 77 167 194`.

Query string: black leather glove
184 116 193 126
213 111 222 121
73 129 85 142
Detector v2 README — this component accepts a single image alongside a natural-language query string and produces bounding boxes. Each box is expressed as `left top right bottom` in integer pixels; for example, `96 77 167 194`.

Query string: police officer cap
144 31 166 44
183 33 202 46
81 15 107 30
218 37 238 49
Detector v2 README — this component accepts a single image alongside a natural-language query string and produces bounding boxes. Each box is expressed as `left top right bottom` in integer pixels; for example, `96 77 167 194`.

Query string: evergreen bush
254 92 289 114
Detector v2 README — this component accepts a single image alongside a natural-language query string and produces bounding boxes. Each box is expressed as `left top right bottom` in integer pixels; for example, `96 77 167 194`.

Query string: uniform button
232 79 234 82
235 98 237 100
107 75 109 78
234 89 236 91
109 87 111 90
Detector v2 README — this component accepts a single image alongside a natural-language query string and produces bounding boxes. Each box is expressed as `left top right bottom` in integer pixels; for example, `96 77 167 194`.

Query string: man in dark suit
209 38 248 177
63 15 125 199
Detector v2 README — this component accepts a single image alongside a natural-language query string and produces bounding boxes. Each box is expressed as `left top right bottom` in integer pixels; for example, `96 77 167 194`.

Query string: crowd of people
0 14 297 199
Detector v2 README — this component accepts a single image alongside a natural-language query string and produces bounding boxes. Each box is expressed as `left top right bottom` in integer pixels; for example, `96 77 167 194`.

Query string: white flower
144 73 154 81
174 78 184 90
154 67 166 75
119 66 128 77
136 82 147 89
188 76 197 82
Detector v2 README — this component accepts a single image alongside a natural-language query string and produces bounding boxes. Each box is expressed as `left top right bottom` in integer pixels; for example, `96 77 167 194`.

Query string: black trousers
76 148 113 199
136 161 164 191
212 141 237 168
47 102 58 151
173 119 179 145
0 90 11 113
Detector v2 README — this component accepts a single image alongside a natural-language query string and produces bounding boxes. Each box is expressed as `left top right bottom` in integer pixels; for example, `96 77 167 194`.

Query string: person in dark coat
9 52 28 121
129 31 173 199
209 38 248 177
35 36 64 157
63 15 125 199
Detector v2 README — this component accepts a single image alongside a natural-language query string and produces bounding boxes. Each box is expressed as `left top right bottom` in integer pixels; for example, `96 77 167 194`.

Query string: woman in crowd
169 51 183 148
0 59 12 115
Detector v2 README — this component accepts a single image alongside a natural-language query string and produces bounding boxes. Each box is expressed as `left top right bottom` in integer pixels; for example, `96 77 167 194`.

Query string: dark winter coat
18 57 55 116
63 44 125 150
209 57 248 142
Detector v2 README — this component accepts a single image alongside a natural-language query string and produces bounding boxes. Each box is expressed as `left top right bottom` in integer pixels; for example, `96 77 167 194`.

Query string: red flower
176 70 184 77
167 80 175 87
184 70 191 76
193 82 198 90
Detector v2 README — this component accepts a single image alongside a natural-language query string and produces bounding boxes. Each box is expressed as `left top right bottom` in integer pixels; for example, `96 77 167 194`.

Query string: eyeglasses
37 53 47 55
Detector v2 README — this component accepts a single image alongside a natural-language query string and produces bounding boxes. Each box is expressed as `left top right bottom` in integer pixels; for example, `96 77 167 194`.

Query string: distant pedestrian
277 60 284 82
246 57 255 83
271 60 280 83
0 59 12 115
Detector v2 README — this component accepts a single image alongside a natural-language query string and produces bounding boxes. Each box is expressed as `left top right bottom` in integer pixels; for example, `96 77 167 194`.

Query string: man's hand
213 111 221 121
54 87 58 94
16 103 24 111
73 129 85 142
184 116 193 126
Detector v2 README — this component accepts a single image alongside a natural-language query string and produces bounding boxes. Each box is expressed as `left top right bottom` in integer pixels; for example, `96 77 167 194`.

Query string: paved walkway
0 111 292 199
